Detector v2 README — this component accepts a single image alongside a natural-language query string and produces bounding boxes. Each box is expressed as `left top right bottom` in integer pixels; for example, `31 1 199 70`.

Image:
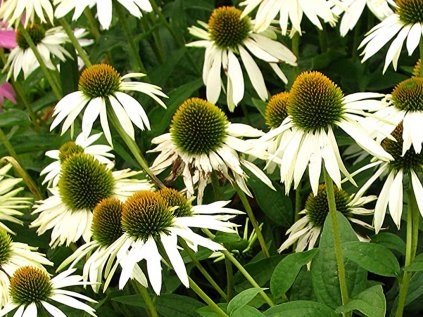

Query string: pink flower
0 21 16 49
0 82 16 107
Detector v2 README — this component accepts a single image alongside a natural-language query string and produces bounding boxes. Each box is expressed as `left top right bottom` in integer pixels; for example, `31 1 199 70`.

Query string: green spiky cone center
16 24 45 50
58 153 115 211
391 77 423 112
79 64 121 99
0 230 12 266
288 71 345 132
265 92 290 129
170 97 229 155
158 188 193 217
122 191 174 240
59 141 84 162
305 184 351 227
92 198 123 247
10 266 52 305
208 6 251 49
397 0 423 24
382 123 423 172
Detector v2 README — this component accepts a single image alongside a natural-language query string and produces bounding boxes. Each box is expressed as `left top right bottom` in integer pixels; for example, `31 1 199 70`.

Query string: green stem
132 280 158 317
179 238 228 300
59 18 92 67
84 8 101 41
107 108 165 188
115 4 147 74
18 24 62 99
395 186 419 317
225 256 234 301
323 168 349 311
234 184 269 258
317 25 328 53
295 181 302 222
203 228 275 307
189 277 229 317
144 14 165 64
419 40 423 77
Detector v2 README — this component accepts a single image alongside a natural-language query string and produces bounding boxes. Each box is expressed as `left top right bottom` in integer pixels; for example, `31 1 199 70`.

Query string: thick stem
107 108 165 188
179 238 228 300
18 24 62 99
234 184 270 258
395 186 419 317
115 4 147 74
323 168 349 311
132 280 159 317
59 18 92 67
84 8 101 41
203 228 275 307
189 277 229 317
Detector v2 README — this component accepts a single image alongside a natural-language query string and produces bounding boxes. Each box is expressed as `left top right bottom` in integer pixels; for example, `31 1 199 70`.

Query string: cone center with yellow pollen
265 92 290 129
16 24 45 50
397 0 423 24
10 266 52 305
0 230 12 266
79 64 121 99
305 184 351 227
382 123 423 172
170 97 229 155
58 153 115 211
122 191 174 240
92 198 123 247
391 77 423 112
288 71 345 132
208 6 251 49
59 141 84 162
158 188 193 217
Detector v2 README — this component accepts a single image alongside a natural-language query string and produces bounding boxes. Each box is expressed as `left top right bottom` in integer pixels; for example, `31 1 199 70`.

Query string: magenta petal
0 82 16 107
0 30 16 49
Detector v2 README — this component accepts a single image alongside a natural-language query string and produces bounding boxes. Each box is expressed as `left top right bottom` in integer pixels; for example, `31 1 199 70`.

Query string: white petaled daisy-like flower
50 63 167 146
0 266 97 317
41 132 114 188
241 0 338 35
149 97 275 203
354 123 423 233
54 0 153 30
279 184 375 252
359 0 423 73
112 189 242 295
0 0 53 27
261 71 392 195
32 153 153 247
0 230 53 308
188 6 297 111
333 0 394 36
0 164 33 235
57 197 148 293
5 24 81 80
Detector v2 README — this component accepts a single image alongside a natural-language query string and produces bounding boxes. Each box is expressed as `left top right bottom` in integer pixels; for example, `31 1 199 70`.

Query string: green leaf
336 285 386 317
406 253 423 271
311 212 367 309
342 241 401 277
59 45 79 95
406 271 423 305
232 306 265 317
270 249 318 298
0 110 30 128
197 304 228 317
371 232 406 255
264 301 339 317
227 288 262 314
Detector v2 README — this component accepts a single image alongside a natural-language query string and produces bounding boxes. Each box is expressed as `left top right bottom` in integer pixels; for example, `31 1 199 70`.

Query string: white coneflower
188 6 296 111
279 184 375 252
149 97 274 203
241 0 338 35
261 71 392 195
54 0 153 30
50 63 167 146
359 0 423 73
113 190 242 295
0 164 32 235
32 153 153 247
0 266 97 317
0 230 52 308
41 132 114 187
0 0 53 27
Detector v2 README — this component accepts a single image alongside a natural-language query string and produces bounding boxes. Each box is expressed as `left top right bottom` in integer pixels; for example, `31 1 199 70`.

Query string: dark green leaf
264 301 339 317
371 232 406 255
270 249 318 299
0 110 30 128
232 306 265 317
405 253 423 272
336 285 386 317
227 288 262 314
